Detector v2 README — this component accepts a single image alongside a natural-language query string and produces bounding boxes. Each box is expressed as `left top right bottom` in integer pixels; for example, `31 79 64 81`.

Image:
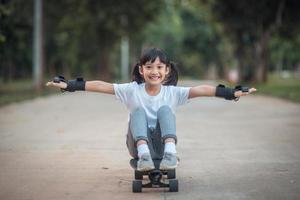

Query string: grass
0 79 58 107
253 72 300 103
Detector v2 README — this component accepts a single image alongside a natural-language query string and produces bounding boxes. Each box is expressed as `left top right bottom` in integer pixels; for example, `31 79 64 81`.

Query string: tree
44 0 162 81
180 5 224 78
210 0 300 83
0 0 33 82
141 0 226 79
0 0 163 82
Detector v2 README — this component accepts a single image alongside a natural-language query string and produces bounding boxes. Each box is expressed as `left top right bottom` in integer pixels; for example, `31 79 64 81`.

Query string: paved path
0 81 300 200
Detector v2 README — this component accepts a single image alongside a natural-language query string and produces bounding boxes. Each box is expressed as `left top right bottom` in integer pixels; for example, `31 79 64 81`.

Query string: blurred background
1 0 300 105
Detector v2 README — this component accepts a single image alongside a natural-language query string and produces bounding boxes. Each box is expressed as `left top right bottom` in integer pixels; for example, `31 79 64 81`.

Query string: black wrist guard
65 78 85 92
215 84 249 101
53 76 86 92
215 84 237 100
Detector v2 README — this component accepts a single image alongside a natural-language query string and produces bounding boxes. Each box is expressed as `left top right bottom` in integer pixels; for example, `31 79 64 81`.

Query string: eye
145 66 152 70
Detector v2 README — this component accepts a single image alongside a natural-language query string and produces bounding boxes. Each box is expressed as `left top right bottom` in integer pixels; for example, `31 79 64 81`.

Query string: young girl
46 48 256 172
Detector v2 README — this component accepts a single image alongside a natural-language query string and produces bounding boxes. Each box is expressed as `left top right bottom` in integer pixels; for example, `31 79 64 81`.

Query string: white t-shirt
113 81 191 128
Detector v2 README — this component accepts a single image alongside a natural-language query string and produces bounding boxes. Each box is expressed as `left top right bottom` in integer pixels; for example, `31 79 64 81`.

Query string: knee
157 105 172 118
130 107 147 127
131 107 146 116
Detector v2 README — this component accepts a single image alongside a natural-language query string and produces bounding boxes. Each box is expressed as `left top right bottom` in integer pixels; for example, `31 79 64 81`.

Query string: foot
159 152 178 170
137 153 155 171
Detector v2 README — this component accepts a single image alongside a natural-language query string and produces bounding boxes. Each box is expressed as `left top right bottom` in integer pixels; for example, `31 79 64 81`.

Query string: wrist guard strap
66 78 85 92
53 76 86 92
215 84 236 100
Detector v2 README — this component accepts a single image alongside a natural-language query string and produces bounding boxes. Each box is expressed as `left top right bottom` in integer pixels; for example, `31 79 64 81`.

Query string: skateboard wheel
167 169 176 179
132 180 142 193
169 179 178 192
134 170 144 180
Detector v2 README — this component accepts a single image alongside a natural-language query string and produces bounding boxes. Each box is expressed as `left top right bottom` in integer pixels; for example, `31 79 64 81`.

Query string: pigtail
132 63 144 84
163 61 178 86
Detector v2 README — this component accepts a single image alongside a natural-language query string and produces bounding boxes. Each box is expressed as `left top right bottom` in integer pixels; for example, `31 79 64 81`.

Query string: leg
126 125 152 159
126 127 138 159
148 105 177 159
157 105 177 143
157 106 178 170
129 107 149 144
128 107 154 171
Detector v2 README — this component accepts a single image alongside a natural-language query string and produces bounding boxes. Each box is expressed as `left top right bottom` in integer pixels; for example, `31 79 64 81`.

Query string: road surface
0 81 299 200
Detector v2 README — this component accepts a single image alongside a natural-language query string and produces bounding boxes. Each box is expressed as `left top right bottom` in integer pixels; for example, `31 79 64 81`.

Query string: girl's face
139 57 170 86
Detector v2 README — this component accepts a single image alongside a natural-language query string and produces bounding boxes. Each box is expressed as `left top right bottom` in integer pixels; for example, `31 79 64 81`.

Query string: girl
46 48 256 172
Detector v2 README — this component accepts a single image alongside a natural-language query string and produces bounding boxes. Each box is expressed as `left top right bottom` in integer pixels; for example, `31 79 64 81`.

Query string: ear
138 66 143 76
166 65 170 75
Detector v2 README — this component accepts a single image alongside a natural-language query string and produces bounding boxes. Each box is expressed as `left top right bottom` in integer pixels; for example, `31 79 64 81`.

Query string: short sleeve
113 82 136 104
170 86 191 106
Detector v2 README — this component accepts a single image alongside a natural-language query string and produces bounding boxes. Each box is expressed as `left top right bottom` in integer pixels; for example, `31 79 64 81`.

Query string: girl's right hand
46 80 67 90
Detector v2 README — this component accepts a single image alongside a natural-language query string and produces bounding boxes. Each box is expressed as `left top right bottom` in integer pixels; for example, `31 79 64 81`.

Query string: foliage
1 0 300 84
141 0 226 78
0 0 33 80
44 0 163 80
269 34 300 71
209 0 300 83
0 0 162 82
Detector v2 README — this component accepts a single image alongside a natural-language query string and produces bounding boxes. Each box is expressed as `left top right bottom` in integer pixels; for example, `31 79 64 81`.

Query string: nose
150 67 159 74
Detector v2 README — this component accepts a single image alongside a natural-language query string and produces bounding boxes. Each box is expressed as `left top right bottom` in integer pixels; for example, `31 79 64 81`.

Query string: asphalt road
0 81 300 200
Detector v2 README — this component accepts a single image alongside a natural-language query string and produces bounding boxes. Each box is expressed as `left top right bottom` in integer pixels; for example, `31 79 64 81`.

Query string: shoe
159 152 178 170
137 153 155 171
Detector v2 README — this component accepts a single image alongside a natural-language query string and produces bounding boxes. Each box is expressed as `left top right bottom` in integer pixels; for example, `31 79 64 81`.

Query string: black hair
132 48 178 86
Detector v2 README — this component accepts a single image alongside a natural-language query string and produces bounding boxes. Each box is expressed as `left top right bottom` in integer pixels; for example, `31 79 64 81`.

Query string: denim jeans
126 105 177 159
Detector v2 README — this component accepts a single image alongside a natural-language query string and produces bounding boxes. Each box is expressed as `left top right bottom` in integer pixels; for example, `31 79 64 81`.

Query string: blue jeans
126 105 177 159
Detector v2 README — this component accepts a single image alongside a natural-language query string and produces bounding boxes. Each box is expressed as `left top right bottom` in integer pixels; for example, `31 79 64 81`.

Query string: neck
145 83 161 96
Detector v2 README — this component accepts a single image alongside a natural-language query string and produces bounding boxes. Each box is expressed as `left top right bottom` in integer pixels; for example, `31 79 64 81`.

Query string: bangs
140 48 169 65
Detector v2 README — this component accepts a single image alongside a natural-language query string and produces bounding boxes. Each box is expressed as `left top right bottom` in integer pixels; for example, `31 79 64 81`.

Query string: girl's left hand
234 88 257 98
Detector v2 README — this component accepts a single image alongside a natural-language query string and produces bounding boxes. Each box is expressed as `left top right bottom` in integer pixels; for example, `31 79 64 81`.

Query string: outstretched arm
188 85 216 99
188 84 256 99
46 77 115 95
85 81 114 94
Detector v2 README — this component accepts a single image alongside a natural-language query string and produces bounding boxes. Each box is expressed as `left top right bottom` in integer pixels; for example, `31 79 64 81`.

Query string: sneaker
137 153 155 171
159 152 178 170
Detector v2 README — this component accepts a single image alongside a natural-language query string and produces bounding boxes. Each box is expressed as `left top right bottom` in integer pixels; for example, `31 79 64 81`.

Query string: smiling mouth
149 76 161 80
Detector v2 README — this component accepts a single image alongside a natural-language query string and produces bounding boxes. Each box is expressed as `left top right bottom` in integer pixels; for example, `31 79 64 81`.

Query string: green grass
254 73 300 103
0 79 58 107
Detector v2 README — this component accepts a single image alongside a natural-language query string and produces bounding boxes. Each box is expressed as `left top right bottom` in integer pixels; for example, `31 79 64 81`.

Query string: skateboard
130 158 178 193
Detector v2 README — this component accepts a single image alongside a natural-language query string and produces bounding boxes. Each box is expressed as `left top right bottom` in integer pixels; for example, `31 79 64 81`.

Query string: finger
46 81 60 88
46 82 53 86
249 88 257 93
235 91 243 97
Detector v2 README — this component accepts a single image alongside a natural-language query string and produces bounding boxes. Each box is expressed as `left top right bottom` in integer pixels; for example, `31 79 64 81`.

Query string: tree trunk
254 31 270 83
97 47 112 81
235 44 245 83
33 0 44 91
253 0 285 83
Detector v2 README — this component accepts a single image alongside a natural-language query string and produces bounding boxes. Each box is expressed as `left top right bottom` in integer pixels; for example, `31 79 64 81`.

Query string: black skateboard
130 158 178 193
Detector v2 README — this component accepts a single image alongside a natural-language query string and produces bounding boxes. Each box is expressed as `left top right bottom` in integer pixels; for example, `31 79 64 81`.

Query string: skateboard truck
130 159 178 193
